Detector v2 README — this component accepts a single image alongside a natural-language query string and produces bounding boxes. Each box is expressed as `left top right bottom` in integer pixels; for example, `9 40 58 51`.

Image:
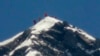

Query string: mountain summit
0 16 100 56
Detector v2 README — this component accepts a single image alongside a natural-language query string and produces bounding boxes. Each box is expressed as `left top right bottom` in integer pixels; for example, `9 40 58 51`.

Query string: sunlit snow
0 32 23 46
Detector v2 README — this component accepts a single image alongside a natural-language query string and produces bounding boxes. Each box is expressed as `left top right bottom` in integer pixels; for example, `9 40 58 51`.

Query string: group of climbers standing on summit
33 13 48 25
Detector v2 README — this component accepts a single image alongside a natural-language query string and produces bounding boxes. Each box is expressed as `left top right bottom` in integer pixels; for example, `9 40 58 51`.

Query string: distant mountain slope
0 16 100 56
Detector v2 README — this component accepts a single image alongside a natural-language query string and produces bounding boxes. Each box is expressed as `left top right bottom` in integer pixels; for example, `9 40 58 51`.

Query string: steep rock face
0 16 100 56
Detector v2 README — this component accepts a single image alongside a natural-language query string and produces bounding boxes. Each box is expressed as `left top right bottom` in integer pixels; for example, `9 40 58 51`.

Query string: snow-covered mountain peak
0 16 100 56
30 16 63 34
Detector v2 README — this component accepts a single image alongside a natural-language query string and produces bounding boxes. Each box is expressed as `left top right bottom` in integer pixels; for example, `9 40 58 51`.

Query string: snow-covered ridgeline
65 25 96 45
0 32 23 46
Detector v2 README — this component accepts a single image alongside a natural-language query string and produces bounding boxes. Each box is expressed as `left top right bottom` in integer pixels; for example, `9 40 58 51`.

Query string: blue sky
0 0 100 41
